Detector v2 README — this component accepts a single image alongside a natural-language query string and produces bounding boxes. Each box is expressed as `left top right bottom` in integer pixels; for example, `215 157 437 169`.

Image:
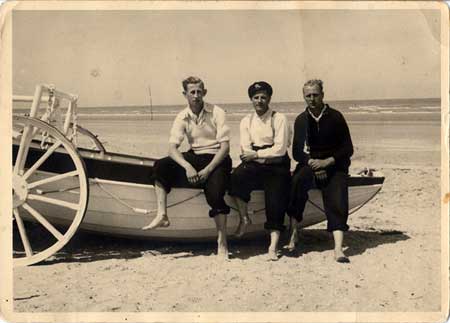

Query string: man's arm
168 143 199 184
292 113 310 166
168 114 199 184
198 106 231 182
198 141 230 182
254 113 289 159
239 115 259 162
331 112 354 165
308 112 353 171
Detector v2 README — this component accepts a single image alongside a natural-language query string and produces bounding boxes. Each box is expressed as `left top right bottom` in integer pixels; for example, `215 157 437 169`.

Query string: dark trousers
229 161 291 232
288 166 349 232
152 150 232 217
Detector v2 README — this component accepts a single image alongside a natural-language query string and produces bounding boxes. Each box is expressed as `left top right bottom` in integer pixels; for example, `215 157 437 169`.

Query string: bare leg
233 197 252 237
142 180 170 230
267 230 280 261
284 217 299 251
333 230 349 263
214 213 229 260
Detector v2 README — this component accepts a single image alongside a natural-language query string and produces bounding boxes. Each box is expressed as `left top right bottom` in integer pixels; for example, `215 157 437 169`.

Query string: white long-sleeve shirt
239 108 290 161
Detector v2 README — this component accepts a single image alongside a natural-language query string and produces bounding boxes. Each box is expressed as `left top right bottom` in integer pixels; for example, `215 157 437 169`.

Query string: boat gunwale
13 141 385 187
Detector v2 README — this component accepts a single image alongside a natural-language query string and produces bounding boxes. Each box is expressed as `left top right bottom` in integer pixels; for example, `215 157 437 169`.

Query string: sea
12 97 443 168
13 98 441 122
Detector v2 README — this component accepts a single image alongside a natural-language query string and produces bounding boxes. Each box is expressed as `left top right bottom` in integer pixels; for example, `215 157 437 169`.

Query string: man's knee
229 165 253 200
154 156 175 174
292 166 314 185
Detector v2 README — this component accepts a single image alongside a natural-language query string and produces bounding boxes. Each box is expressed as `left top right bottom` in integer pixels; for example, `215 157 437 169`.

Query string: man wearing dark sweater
287 79 353 263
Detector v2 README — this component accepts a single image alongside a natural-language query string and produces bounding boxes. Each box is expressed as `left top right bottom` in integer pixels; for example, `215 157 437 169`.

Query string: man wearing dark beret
287 79 354 263
229 81 291 261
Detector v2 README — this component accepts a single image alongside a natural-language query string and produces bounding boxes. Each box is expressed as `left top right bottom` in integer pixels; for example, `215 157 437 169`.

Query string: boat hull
13 144 384 241
20 171 383 240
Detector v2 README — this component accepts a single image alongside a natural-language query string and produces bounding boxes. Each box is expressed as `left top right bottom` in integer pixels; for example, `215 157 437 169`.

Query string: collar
254 107 273 121
306 104 328 122
182 103 213 120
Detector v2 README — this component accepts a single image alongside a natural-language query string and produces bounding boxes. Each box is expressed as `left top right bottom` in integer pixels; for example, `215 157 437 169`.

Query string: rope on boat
306 199 325 213
35 186 80 195
229 206 265 215
92 179 204 215
348 186 382 215
305 186 383 216
92 179 382 217
229 186 382 218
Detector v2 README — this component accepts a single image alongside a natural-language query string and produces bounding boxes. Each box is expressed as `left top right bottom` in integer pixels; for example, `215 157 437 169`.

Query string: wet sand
13 113 442 312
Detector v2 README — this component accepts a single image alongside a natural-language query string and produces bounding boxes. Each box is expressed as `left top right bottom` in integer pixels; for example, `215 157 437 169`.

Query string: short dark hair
303 79 324 93
182 76 205 91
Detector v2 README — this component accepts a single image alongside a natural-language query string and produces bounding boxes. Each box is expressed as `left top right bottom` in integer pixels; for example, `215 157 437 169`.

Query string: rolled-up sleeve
214 107 230 143
256 113 289 158
168 114 186 145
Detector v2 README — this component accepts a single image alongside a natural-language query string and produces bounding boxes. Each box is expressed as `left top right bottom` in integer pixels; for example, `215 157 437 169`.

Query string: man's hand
240 151 258 162
185 164 200 184
308 157 334 170
198 166 212 183
314 169 328 183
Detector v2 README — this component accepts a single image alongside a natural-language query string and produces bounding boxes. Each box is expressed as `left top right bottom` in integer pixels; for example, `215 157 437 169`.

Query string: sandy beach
12 112 442 313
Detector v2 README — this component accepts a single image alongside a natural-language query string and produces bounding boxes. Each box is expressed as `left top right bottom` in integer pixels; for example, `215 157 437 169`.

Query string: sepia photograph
0 1 448 322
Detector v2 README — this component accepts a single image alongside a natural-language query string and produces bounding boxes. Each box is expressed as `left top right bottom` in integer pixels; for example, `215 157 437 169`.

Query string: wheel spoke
27 194 79 210
22 140 63 180
22 203 64 241
28 170 79 189
13 208 33 257
13 124 34 175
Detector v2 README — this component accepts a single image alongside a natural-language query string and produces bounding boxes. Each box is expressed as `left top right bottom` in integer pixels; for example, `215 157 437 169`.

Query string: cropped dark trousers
229 161 291 232
152 150 232 217
288 166 349 232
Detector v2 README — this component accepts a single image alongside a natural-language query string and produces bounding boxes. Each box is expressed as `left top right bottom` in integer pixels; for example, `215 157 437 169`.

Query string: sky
12 8 442 107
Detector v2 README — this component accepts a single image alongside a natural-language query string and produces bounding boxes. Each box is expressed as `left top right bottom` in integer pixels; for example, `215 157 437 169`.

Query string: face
183 83 207 108
303 85 324 109
251 91 271 116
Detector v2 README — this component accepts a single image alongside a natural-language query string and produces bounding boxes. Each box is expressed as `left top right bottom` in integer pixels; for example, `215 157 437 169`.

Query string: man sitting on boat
287 79 354 263
142 76 232 259
229 81 291 261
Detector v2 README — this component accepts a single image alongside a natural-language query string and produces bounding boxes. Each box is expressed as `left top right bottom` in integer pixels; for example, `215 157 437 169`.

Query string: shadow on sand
13 223 409 266
279 228 410 259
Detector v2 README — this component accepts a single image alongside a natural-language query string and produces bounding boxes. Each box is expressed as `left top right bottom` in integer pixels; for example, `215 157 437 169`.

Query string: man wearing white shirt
229 81 291 261
142 76 231 260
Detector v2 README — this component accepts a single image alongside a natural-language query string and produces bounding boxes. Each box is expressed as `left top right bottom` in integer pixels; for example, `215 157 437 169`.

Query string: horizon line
73 97 441 109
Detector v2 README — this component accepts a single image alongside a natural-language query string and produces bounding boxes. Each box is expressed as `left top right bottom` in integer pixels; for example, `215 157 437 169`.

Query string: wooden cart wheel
12 116 89 267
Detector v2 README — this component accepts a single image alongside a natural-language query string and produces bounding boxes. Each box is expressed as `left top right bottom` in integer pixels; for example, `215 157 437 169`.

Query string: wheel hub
13 174 28 208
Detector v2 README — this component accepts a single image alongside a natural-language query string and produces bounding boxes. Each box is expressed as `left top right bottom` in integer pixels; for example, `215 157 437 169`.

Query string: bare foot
217 243 229 261
283 230 299 251
142 214 170 230
234 216 252 238
267 248 279 261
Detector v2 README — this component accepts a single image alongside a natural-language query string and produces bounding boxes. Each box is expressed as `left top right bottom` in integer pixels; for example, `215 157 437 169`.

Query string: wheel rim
12 115 89 267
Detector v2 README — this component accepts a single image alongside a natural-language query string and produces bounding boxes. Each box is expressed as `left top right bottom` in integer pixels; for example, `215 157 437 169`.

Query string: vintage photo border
0 1 448 322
